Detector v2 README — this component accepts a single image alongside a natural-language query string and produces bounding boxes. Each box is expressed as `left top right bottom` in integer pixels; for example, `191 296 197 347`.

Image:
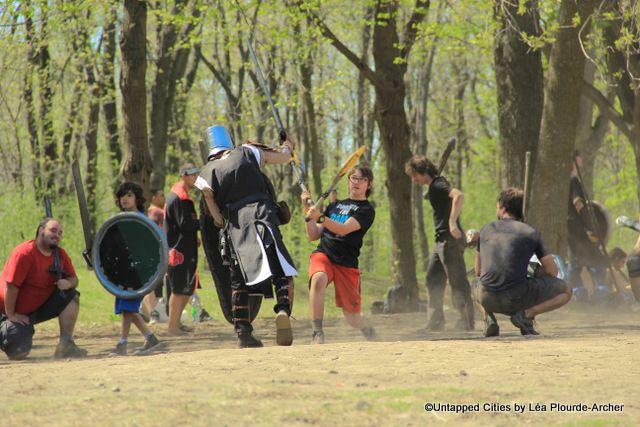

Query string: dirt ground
2 305 639 427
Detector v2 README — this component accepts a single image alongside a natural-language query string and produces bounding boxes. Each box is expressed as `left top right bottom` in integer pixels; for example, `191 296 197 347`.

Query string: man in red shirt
0 218 87 360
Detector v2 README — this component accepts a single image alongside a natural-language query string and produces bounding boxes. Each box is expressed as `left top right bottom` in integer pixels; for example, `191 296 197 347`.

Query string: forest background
0 0 639 318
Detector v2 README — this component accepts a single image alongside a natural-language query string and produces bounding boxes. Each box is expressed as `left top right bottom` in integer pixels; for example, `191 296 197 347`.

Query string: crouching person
475 188 571 336
0 218 87 360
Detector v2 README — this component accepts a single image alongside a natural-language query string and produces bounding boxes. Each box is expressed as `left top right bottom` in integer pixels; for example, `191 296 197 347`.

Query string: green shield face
93 213 168 299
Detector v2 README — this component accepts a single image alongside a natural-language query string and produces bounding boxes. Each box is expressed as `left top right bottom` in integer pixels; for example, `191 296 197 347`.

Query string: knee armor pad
0 321 34 360
626 255 640 278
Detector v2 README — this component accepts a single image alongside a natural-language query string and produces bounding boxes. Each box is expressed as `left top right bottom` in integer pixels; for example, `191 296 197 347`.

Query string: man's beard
48 242 59 250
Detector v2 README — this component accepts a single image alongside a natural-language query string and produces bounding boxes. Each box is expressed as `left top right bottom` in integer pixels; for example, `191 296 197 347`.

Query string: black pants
426 236 472 313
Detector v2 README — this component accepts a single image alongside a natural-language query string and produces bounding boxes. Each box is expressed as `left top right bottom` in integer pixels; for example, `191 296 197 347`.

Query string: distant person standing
147 189 166 228
567 151 608 300
405 155 474 331
165 164 200 336
144 188 167 321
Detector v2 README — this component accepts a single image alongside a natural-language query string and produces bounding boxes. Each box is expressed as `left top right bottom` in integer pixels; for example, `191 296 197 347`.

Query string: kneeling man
475 188 571 336
0 218 87 359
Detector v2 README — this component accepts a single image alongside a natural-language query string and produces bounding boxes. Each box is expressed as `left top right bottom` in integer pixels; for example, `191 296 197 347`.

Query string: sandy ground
2 305 639 426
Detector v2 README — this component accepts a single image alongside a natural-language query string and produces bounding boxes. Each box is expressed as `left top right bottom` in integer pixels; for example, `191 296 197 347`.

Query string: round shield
92 212 168 299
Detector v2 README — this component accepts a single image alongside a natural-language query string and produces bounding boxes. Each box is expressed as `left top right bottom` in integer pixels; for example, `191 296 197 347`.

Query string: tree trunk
101 8 121 183
528 0 598 253
493 0 543 189
299 49 322 196
149 0 189 190
37 6 57 193
119 0 152 192
575 61 609 198
371 1 421 305
23 6 41 198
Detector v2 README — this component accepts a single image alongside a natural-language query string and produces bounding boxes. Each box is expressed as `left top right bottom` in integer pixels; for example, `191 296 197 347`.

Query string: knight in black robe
195 125 296 348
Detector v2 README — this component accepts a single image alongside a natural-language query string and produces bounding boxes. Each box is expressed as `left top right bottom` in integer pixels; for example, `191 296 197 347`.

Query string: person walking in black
405 155 474 331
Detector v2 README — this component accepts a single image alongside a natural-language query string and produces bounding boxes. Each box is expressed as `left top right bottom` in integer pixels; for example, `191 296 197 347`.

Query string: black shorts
479 277 567 316
29 289 79 324
167 267 196 296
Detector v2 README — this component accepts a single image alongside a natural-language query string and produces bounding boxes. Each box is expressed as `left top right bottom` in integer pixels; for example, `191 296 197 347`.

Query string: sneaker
134 334 163 356
198 309 213 322
238 332 263 348
426 311 445 331
275 310 293 346
510 310 539 336
54 340 88 359
311 330 325 344
483 313 500 337
109 342 127 356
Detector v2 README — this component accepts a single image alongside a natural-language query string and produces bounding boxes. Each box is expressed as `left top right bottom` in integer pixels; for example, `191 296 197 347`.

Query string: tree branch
196 45 238 106
582 80 634 140
401 0 430 60
295 1 382 90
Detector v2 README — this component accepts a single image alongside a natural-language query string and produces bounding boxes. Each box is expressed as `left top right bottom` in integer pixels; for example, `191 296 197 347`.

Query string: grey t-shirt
477 218 548 292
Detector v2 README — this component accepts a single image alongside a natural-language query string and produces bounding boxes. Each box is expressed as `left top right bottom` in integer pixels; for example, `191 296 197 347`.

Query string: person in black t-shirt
405 155 474 331
475 188 571 336
165 164 200 336
567 151 607 301
302 165 376 344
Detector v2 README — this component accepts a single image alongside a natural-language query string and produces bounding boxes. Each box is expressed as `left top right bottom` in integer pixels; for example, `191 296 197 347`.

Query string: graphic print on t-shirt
329 202 360 224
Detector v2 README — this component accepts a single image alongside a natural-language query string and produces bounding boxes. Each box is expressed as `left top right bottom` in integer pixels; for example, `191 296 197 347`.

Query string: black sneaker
426 311 445 331
483 313 500 337
361 326 377 341
510 310 539 335
109 342 127 357
54 340 88 359
238 332 263 348
311 330 325 344
134 334 163 356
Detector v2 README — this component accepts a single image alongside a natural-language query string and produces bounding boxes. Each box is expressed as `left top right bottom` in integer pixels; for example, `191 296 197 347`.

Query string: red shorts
308 252 362 313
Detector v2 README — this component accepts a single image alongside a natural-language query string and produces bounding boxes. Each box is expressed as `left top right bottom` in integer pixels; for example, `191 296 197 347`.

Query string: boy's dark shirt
315 199 375 268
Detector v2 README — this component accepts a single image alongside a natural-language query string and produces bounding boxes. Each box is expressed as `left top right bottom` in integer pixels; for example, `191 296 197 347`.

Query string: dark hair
348 164 374 197
404 155 438 178
150 188 162 196
35 217 55 239
115 182 145 212
609 247 627 262
497 187 524 220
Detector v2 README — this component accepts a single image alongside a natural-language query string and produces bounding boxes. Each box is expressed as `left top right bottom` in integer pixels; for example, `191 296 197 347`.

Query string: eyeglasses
349 175 368 183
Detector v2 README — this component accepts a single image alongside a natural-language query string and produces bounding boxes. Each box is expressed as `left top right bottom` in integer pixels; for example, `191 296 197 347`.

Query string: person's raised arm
261 135 296 165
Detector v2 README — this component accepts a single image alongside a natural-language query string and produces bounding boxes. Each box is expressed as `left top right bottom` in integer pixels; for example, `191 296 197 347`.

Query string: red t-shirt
0 240 76 314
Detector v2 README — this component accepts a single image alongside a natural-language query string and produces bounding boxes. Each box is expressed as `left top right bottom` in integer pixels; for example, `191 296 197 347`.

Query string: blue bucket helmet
205 125 234 158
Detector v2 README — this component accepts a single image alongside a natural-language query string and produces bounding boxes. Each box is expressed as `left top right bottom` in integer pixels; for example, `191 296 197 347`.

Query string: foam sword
247 36 311 205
